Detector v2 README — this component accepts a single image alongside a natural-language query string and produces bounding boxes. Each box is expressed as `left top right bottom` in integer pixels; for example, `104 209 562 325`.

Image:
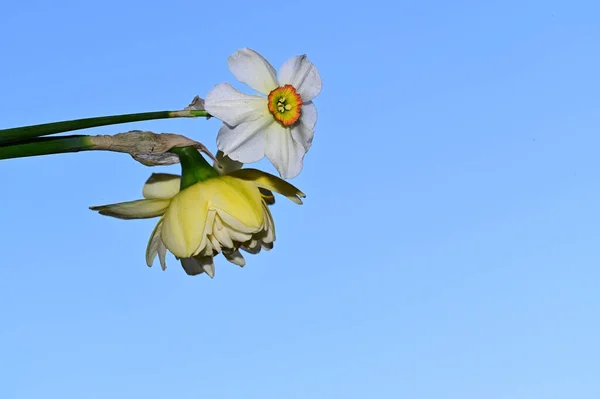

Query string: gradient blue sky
1 0 599 398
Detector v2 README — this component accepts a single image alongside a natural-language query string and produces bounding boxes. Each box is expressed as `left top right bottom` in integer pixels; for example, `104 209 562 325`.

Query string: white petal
264 123 307 179
291 101 317 151
213 151 243 175
142 174 180 199
205 83 267 126
223 249 246 267
228 48 279 95
279 55 322 102
90 199 171 220
217 115 274 164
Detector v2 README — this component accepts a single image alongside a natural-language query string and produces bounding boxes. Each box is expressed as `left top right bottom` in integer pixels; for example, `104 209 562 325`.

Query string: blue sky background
1 0 599 398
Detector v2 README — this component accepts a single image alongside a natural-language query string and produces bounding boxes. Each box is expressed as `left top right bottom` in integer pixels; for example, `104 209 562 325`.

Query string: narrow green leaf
0 110 211 145
0 135 93 160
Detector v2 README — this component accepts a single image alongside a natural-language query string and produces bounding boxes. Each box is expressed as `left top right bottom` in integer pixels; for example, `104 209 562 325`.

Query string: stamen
267 84 303 126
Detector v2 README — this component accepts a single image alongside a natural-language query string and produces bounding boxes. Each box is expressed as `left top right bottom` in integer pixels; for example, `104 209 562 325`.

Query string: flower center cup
267 84 303 126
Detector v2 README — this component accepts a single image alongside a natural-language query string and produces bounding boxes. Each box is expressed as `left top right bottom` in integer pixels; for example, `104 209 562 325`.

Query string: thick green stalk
0 109 210 145
0 136 93 160
169 146 219 190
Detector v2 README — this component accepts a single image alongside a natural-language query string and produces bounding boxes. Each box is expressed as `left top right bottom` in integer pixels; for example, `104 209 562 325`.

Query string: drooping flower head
205 48 322 179
91 148 305 277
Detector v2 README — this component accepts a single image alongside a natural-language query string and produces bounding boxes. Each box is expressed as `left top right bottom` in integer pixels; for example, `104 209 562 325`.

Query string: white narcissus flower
204 48 322 179
90 169 304 277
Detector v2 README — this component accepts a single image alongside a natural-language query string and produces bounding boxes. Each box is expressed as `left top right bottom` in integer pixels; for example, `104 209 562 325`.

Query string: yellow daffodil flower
90 150 304 277
205 48 322 179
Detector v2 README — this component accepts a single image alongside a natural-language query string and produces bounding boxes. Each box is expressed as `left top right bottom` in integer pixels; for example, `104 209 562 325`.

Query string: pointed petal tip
158 242 168 271
180 256 216 277
228 168 306 205
227 48 278 95
88 199 171 220
224 250 246 267
261 242 274 251
241 244 261 255
290 197 303 205
203 263 215 278
284 192 305 205
279 54 322 102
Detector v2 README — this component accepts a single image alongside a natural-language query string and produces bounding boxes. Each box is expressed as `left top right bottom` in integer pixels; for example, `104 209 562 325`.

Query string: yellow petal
161 187 210 258
158 239 167 271
227 168 305 204
143 173 181 199
206 177 265 229
261 202 276 244
90 199 171 220
146 218 164 267
212 216 235 249
160 176 267 258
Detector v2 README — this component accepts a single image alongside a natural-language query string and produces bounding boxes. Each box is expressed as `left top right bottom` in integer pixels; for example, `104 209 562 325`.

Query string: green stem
0 109 210 145
169 146 219 190
0 135 93 160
